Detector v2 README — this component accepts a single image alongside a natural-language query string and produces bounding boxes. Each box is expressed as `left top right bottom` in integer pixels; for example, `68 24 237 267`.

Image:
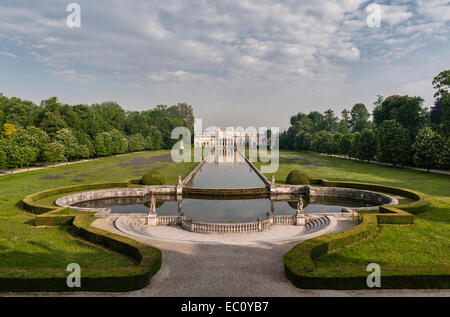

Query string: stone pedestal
147 212 158 226
295 214 306 226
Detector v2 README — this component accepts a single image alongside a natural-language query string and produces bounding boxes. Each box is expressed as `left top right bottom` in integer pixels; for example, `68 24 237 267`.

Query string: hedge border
309 178 430 224
284 179 449 289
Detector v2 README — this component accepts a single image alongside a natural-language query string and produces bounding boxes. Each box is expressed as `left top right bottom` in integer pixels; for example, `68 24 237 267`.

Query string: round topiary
140 171 165 185
286 170 310 185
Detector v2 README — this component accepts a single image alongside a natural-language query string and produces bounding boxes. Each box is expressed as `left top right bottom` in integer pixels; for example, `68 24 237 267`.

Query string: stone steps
304 216 331 234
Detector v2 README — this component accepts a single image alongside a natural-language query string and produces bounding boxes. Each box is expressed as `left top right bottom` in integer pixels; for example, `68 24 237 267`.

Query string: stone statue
271 174 275 185
146 195 158 226
150 195 156 214
297 196 304 214
178 175 182 185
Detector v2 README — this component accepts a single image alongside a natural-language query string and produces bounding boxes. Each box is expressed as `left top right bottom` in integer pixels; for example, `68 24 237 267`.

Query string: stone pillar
257 218 262 231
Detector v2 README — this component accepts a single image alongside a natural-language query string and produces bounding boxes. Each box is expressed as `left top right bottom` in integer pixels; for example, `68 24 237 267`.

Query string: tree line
0 96 194 169
279 70 450 171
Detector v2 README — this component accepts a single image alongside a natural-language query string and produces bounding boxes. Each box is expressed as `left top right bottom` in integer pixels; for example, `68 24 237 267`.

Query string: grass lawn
0 150 197 269
256 151 450 267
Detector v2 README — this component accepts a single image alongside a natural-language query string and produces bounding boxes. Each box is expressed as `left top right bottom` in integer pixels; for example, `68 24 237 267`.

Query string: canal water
187 149 265 189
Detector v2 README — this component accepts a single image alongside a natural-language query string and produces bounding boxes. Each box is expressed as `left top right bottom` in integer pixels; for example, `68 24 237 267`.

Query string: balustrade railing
157 215 183 226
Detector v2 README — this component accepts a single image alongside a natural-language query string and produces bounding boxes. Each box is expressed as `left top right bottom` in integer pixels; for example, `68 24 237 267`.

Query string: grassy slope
0 150 197 269
256 151 450 266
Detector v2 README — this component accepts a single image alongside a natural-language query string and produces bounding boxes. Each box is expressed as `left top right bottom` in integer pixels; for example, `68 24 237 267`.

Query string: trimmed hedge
140 171 165 185
284 214 450 289
286 170 310 185
0 215 162 292
307 179 430 224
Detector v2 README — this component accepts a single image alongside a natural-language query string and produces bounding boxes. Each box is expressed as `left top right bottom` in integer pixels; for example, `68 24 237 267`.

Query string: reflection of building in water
194 127 269 149
206 147 245 163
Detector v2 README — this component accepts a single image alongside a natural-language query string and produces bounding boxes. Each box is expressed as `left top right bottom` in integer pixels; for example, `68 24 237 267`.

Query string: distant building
194 127 266 148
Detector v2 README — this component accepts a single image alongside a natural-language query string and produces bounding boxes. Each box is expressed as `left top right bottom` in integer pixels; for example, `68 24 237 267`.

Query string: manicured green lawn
256 151 450 266
0 150 197 269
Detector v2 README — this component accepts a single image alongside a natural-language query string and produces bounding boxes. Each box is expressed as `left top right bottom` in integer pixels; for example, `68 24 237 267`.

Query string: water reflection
188 149 265 189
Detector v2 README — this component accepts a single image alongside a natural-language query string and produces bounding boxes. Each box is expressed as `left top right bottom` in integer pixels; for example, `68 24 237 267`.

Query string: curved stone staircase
304 216 332 234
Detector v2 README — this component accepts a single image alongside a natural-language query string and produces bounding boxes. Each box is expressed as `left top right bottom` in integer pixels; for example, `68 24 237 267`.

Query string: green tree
354 129 377 162
338 133 353 157
109 129 128 155
324 109 338 132
376 120 411 167
127 134 146 152
42 142 66 167
55 128 78 160
168 102 195 132
93 132 113 157
350 103 370 132
311 130 333 155
373 95 426 139
441 137 450 169
412 127 444 172
440 93 450 138
432 70 450 99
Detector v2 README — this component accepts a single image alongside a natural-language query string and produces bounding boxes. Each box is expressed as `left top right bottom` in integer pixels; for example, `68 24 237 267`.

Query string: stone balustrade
157 215 183 226
180 218 270 233
272 215 296 225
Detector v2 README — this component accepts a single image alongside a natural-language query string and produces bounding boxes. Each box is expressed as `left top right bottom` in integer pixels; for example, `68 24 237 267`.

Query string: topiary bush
286 170 310 185
140 171 165 185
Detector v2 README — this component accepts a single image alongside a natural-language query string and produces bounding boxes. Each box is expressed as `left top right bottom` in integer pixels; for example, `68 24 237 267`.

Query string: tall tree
376 120 411 167
55 128 78 160
373 95 426 139
350 103 370 132
42 142 66 167
432 70 450 99
324 109 338 132
412 127 444 172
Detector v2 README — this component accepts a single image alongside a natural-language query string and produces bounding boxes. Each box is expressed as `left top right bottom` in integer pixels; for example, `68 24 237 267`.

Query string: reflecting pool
74 195 376 223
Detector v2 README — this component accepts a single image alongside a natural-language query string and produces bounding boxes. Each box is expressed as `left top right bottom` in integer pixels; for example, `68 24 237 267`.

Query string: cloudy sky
0 0 449 129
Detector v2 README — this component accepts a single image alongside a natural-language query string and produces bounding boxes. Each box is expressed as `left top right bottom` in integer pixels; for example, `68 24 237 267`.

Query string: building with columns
194 127 263 149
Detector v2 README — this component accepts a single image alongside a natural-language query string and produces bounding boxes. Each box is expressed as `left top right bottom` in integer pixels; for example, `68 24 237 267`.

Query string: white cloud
0 51 17 58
